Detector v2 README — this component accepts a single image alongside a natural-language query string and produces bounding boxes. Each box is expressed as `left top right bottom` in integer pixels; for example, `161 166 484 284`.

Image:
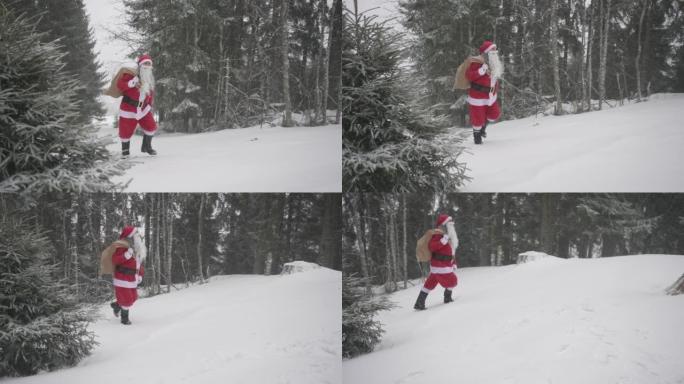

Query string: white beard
446 221 458 256
133 232 147 263
488 50 504 79
446 222 458 256
139 66 155 100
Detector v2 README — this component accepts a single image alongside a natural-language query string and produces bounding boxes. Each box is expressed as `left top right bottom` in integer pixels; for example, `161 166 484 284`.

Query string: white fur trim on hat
484 44 497 54
139 59 152 65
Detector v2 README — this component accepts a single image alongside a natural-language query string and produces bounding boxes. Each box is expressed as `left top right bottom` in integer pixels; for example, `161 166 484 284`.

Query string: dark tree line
119 0 344 132
343 193 684 291
399 0 683 121
0 193 342 303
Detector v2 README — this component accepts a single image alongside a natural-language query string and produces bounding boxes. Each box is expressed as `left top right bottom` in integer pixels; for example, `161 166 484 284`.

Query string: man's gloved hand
478 63 489 76
128 76 140 89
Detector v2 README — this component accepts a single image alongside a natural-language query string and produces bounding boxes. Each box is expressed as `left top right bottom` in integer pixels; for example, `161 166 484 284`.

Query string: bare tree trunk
320 0 331 124
635 0 648 101
586 0 594 110
390 205 399 292
70 197 79 297
280 0 294 127
349 197 371 294
156 194 162 294
197 194 206 283
579 4 587 112
313 0 323 124
551 0 562 115
384 218 393 292
598 0 611 110
166 195 173 293
402 195 407 289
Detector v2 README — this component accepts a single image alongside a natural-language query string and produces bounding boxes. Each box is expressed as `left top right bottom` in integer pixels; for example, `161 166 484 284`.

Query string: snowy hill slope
3 268 341 384
460 94 684 192
102 123 341 192
343 255 684 384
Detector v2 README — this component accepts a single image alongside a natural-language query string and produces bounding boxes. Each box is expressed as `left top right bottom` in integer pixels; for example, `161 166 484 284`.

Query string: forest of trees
118 0 343 131
343 193 684 292
399 0 684 120
0 193 342 303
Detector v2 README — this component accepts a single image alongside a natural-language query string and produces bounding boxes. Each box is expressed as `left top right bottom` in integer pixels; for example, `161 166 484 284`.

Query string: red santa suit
466 41 501 130
421 217 458 293
117 55 157 141
112 227 144 309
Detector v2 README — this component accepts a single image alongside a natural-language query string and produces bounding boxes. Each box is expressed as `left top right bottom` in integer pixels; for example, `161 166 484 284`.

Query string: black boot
141 135 157 155
122 141 130 157
414 291 428 310
481 121 488 138
444 289 454 304
121 309 131 325
110 302 121 317
473 129 483 144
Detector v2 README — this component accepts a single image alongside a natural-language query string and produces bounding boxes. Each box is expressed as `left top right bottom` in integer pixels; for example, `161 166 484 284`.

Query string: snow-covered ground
99 121 341 192
2 267 341 384
343 254 684 384
460 93 684 192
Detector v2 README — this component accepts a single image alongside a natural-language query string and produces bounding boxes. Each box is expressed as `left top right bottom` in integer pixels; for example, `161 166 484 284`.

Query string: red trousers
119 111 157 141
469 101 501 129
423 271 458 291
115 286 138 309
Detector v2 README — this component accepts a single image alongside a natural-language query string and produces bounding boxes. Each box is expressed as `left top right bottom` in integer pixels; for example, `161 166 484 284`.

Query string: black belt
122 95 148 109
470 82 493 93
432 254 453 262
115 266 137 275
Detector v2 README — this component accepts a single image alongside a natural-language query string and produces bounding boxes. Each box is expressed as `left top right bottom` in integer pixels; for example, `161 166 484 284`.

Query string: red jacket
466 60 499 102
117 72 154 118
112 245 144 288
428 232 455 269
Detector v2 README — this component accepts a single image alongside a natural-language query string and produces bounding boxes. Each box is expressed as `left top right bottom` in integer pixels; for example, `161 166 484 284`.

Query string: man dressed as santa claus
117 54 158 156
466 40 504 144
109 226 146 325
414 214 459 310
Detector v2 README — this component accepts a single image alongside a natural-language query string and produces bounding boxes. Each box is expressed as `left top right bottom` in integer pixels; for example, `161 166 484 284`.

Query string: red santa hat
479 41 497 54
137 54 153 66
119 226 137 239
436 214 453 227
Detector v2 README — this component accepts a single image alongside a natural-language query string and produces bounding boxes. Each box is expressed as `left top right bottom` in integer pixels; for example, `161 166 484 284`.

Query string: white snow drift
343 254 684 384
460 94 684 192
3 267 341 384
101 122 341 192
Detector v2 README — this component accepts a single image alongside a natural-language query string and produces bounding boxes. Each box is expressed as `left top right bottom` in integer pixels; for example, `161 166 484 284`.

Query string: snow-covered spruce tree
0 215 96 377
4 0 107 124
342 273 394 358
342 11 468 193
0 9 126 194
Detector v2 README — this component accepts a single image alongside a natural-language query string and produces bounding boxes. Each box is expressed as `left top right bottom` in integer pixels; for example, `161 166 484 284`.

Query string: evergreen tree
342 11 468 193
342 273 394 358
5 0 106 123
0 9 126 194
0 213 96 377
